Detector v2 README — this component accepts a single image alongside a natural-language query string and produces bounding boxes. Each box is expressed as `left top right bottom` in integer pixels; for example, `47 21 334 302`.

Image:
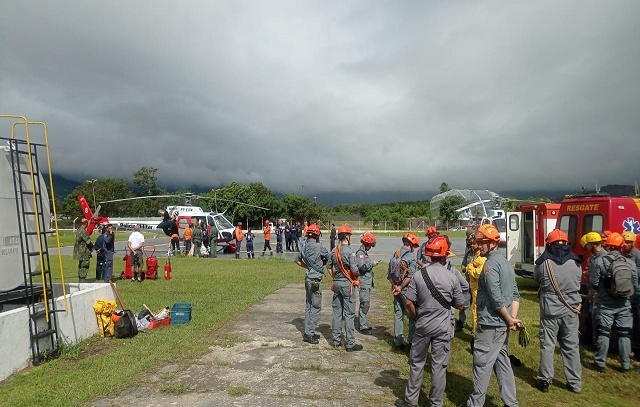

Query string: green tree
440 182 450 193
61 178 133 218
282 193 315 224
438 195 467 228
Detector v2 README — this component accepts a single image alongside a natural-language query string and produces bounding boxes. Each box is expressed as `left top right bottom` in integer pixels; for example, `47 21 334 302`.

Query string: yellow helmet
582 232 602 246
621 231 637 243
580 235 589 249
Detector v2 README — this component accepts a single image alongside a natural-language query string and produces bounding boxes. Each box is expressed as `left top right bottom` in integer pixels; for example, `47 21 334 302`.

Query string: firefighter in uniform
620 231 640 359
467 224 521 407
533 229 582 393
388 233 420 350
585 232 639 373
395 236 465 407
296 224 329 344
355 232 380 334
73 218 93 283
327 224 363 351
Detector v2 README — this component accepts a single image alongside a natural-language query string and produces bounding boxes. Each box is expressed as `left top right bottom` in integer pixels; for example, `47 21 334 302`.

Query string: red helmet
605 232 624 248
426 226 438 237
475 224 500 243
425 236 449 257
307 224 321 236
361 232 376 246
338 224 352 236
546 229 568 244
403 233 420 248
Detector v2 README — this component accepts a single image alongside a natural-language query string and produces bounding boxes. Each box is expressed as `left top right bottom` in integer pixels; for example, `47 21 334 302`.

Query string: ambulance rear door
506 211 522 264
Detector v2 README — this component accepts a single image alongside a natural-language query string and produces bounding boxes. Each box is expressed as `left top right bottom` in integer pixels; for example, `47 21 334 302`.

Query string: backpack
389 249 409 285
603 253 635 298
114 309 139 338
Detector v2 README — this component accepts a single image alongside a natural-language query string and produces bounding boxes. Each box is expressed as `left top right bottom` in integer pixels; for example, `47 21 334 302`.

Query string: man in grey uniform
533 229 582 393
620 231 640 360
295 224 329 344
355 232 380 334
395 236 465 407
467 224 521 407
586 232 640 372
388 233 420 350
327 224 363 351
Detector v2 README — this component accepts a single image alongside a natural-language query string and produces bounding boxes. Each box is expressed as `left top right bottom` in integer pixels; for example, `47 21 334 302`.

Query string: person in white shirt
128 225 145 282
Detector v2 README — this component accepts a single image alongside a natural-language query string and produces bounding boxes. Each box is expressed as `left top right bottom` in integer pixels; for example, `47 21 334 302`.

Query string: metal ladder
4 117 63 365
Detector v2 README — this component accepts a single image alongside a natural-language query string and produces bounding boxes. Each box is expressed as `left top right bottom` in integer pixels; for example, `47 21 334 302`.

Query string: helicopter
78 192 268 249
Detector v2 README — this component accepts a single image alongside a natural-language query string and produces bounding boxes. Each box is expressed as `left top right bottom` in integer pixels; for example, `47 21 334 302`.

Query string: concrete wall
0 283 115 381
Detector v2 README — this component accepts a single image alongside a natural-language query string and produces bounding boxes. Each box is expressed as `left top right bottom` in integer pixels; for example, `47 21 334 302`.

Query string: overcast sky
1 1 638 198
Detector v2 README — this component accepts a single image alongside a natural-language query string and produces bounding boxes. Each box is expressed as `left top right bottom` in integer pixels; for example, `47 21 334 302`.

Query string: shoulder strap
544 260 580 314
396 249 409 279
335 245 359 287
420 266 451 310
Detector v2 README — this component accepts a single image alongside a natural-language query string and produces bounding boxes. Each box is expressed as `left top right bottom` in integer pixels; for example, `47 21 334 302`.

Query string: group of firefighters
295 222 640 407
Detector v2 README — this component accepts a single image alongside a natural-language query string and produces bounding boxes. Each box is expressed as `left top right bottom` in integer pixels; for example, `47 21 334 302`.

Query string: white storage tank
0 143 50 292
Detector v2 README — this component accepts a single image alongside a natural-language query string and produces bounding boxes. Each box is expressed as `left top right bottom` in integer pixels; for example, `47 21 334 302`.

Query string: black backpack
114 309 139 338
603 253 635 298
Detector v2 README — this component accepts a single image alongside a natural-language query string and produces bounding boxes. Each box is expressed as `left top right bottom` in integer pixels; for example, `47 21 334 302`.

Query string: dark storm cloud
1 1 638 196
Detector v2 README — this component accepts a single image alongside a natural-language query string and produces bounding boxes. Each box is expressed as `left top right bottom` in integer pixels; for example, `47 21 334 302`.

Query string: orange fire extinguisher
164 256 171 280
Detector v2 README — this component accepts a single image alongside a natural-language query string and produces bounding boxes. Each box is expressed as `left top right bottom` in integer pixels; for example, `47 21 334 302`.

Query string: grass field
0 255 638 406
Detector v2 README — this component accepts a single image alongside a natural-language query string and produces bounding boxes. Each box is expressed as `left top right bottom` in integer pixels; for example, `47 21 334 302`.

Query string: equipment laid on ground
170 302 192 325
164 255 171 280
109 282 138 338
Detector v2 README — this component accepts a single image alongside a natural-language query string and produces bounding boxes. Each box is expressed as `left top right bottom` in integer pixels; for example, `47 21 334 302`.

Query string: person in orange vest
234 222 244 259
183 223 193 256
262 220 273 256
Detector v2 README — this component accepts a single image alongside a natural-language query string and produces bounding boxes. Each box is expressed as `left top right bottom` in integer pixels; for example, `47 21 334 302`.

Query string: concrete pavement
91 283 410 407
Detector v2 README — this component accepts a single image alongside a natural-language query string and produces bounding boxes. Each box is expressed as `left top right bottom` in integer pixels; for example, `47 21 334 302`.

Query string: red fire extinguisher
164 256 171 280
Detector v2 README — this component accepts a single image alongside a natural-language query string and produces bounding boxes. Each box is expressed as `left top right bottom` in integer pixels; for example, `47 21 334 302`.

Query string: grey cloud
1 1 638 196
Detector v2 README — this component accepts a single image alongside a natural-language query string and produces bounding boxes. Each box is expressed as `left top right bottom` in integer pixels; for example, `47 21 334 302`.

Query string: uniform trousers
332 279 357 348
537 313 582 390
404 332 451 407
594 301 633 369
393 291 416 346
358 273 372 331
304 277 322 337
96 255 105 280
77 259 90 280
103 252 114 282
467 325 518 407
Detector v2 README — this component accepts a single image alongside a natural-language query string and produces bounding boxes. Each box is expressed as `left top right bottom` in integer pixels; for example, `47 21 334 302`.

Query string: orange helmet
546 229 568 244
307 224 321 236
605 232 624 248
426 226 438 237
475 224 500 243
622 231 637 243
425 236 449 257
360 232 376 246
337 224 352 236
403 233 420 248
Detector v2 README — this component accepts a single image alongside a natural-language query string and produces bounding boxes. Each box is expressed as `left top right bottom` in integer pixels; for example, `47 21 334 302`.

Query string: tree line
58 167 437 228
58 168 552 228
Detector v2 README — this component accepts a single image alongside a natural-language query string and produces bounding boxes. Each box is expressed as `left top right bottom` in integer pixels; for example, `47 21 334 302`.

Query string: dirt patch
90 284 409 407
